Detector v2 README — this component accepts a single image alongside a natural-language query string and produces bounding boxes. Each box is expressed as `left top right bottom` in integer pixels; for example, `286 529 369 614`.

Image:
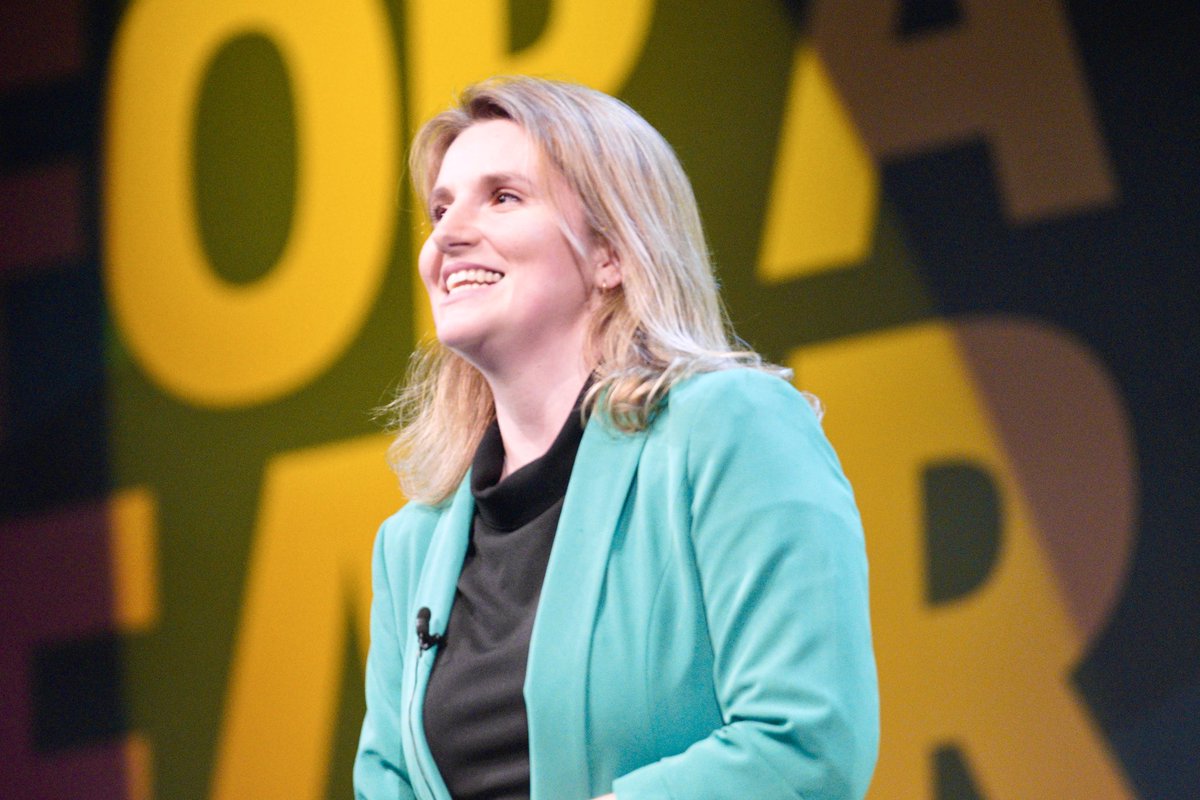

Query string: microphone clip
415 607 445 651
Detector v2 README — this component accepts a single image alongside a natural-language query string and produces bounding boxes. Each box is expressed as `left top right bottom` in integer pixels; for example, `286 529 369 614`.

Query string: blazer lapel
525 415 647 800
402 475 474 800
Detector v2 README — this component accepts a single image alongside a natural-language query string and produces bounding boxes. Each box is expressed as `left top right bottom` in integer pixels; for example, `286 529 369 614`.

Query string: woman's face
418 119 613 372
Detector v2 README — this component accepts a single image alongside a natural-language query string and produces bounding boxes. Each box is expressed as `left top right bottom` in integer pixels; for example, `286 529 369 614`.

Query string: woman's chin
433 317 479 348
435 327 490 366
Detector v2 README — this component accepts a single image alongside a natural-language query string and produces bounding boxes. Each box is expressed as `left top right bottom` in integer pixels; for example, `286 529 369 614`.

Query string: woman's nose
432 202 479 252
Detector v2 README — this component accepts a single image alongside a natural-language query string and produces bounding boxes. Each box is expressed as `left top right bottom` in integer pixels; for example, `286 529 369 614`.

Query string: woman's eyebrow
480 171 536 192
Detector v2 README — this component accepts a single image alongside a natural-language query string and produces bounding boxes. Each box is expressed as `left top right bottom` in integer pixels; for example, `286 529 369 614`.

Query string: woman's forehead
435 120 541 183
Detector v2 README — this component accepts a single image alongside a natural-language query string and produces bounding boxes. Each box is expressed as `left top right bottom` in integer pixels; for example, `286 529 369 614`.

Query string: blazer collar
403 476 474 800
526 413 648 800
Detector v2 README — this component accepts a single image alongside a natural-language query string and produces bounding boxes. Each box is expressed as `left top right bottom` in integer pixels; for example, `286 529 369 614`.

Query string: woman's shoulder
664 367 819 428
659 369 855 507
382 498 443 527
656 367 836 470
374 497 447 567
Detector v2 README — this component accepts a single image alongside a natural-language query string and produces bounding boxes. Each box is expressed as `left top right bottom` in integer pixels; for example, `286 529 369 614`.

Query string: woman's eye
430 205 446 222
494 190 520 205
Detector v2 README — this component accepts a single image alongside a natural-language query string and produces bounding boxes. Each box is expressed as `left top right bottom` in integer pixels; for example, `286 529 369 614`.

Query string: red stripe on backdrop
0 160 87 276
0 0 84 92
0 500 128 800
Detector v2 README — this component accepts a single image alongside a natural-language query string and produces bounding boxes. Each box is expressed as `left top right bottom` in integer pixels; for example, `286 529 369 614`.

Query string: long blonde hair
387 76 789 504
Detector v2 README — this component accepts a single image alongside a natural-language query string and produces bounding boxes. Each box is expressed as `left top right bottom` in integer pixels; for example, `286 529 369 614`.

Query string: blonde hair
388 76 790 504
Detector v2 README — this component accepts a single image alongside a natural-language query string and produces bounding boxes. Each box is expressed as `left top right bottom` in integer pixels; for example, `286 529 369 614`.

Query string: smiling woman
356 76 879 800
416 118 609 425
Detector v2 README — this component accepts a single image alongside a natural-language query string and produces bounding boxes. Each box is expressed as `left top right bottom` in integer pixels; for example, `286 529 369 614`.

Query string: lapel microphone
415 607 445 650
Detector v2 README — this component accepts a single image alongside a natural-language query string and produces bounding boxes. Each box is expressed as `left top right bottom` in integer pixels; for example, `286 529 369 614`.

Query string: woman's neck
486 360 591 478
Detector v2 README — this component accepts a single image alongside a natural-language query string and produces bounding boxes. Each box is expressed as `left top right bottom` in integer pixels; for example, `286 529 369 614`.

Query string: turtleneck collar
470 386 587 531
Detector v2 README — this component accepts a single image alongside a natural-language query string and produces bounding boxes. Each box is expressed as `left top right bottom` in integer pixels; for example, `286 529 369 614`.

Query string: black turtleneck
423 399 585 800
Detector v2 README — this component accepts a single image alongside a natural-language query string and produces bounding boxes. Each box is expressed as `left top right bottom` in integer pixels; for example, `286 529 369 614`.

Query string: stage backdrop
2 1 1197 798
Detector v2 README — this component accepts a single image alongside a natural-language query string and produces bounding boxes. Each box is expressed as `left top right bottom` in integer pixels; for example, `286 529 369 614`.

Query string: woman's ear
594 244 622 292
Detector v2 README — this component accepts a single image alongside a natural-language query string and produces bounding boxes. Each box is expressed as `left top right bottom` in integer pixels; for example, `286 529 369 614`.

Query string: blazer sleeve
613 371 880 800
354 522 418 800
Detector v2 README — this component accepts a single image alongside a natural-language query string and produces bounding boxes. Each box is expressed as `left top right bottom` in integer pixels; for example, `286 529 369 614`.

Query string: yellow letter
405 0 655 339
758 45 878 282
105 0 399 407
209 435 400 799
109 487 159 800
407 0 653 124
791 320 1135 798
810 0 1116 221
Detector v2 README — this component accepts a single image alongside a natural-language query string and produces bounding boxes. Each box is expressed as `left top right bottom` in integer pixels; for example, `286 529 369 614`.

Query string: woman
355 76 878 800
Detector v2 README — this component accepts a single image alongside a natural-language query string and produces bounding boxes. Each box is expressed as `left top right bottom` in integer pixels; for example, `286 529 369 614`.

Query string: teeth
446 268 503 292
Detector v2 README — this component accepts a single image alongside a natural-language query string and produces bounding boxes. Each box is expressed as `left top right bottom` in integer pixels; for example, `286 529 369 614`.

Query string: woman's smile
443 266 504 294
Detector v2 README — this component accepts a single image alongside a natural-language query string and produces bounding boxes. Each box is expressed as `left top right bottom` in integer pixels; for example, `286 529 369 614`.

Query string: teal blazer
355 369 879 799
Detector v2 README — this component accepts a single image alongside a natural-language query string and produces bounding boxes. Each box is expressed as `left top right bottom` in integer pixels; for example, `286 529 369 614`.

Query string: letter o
105 0 399 406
